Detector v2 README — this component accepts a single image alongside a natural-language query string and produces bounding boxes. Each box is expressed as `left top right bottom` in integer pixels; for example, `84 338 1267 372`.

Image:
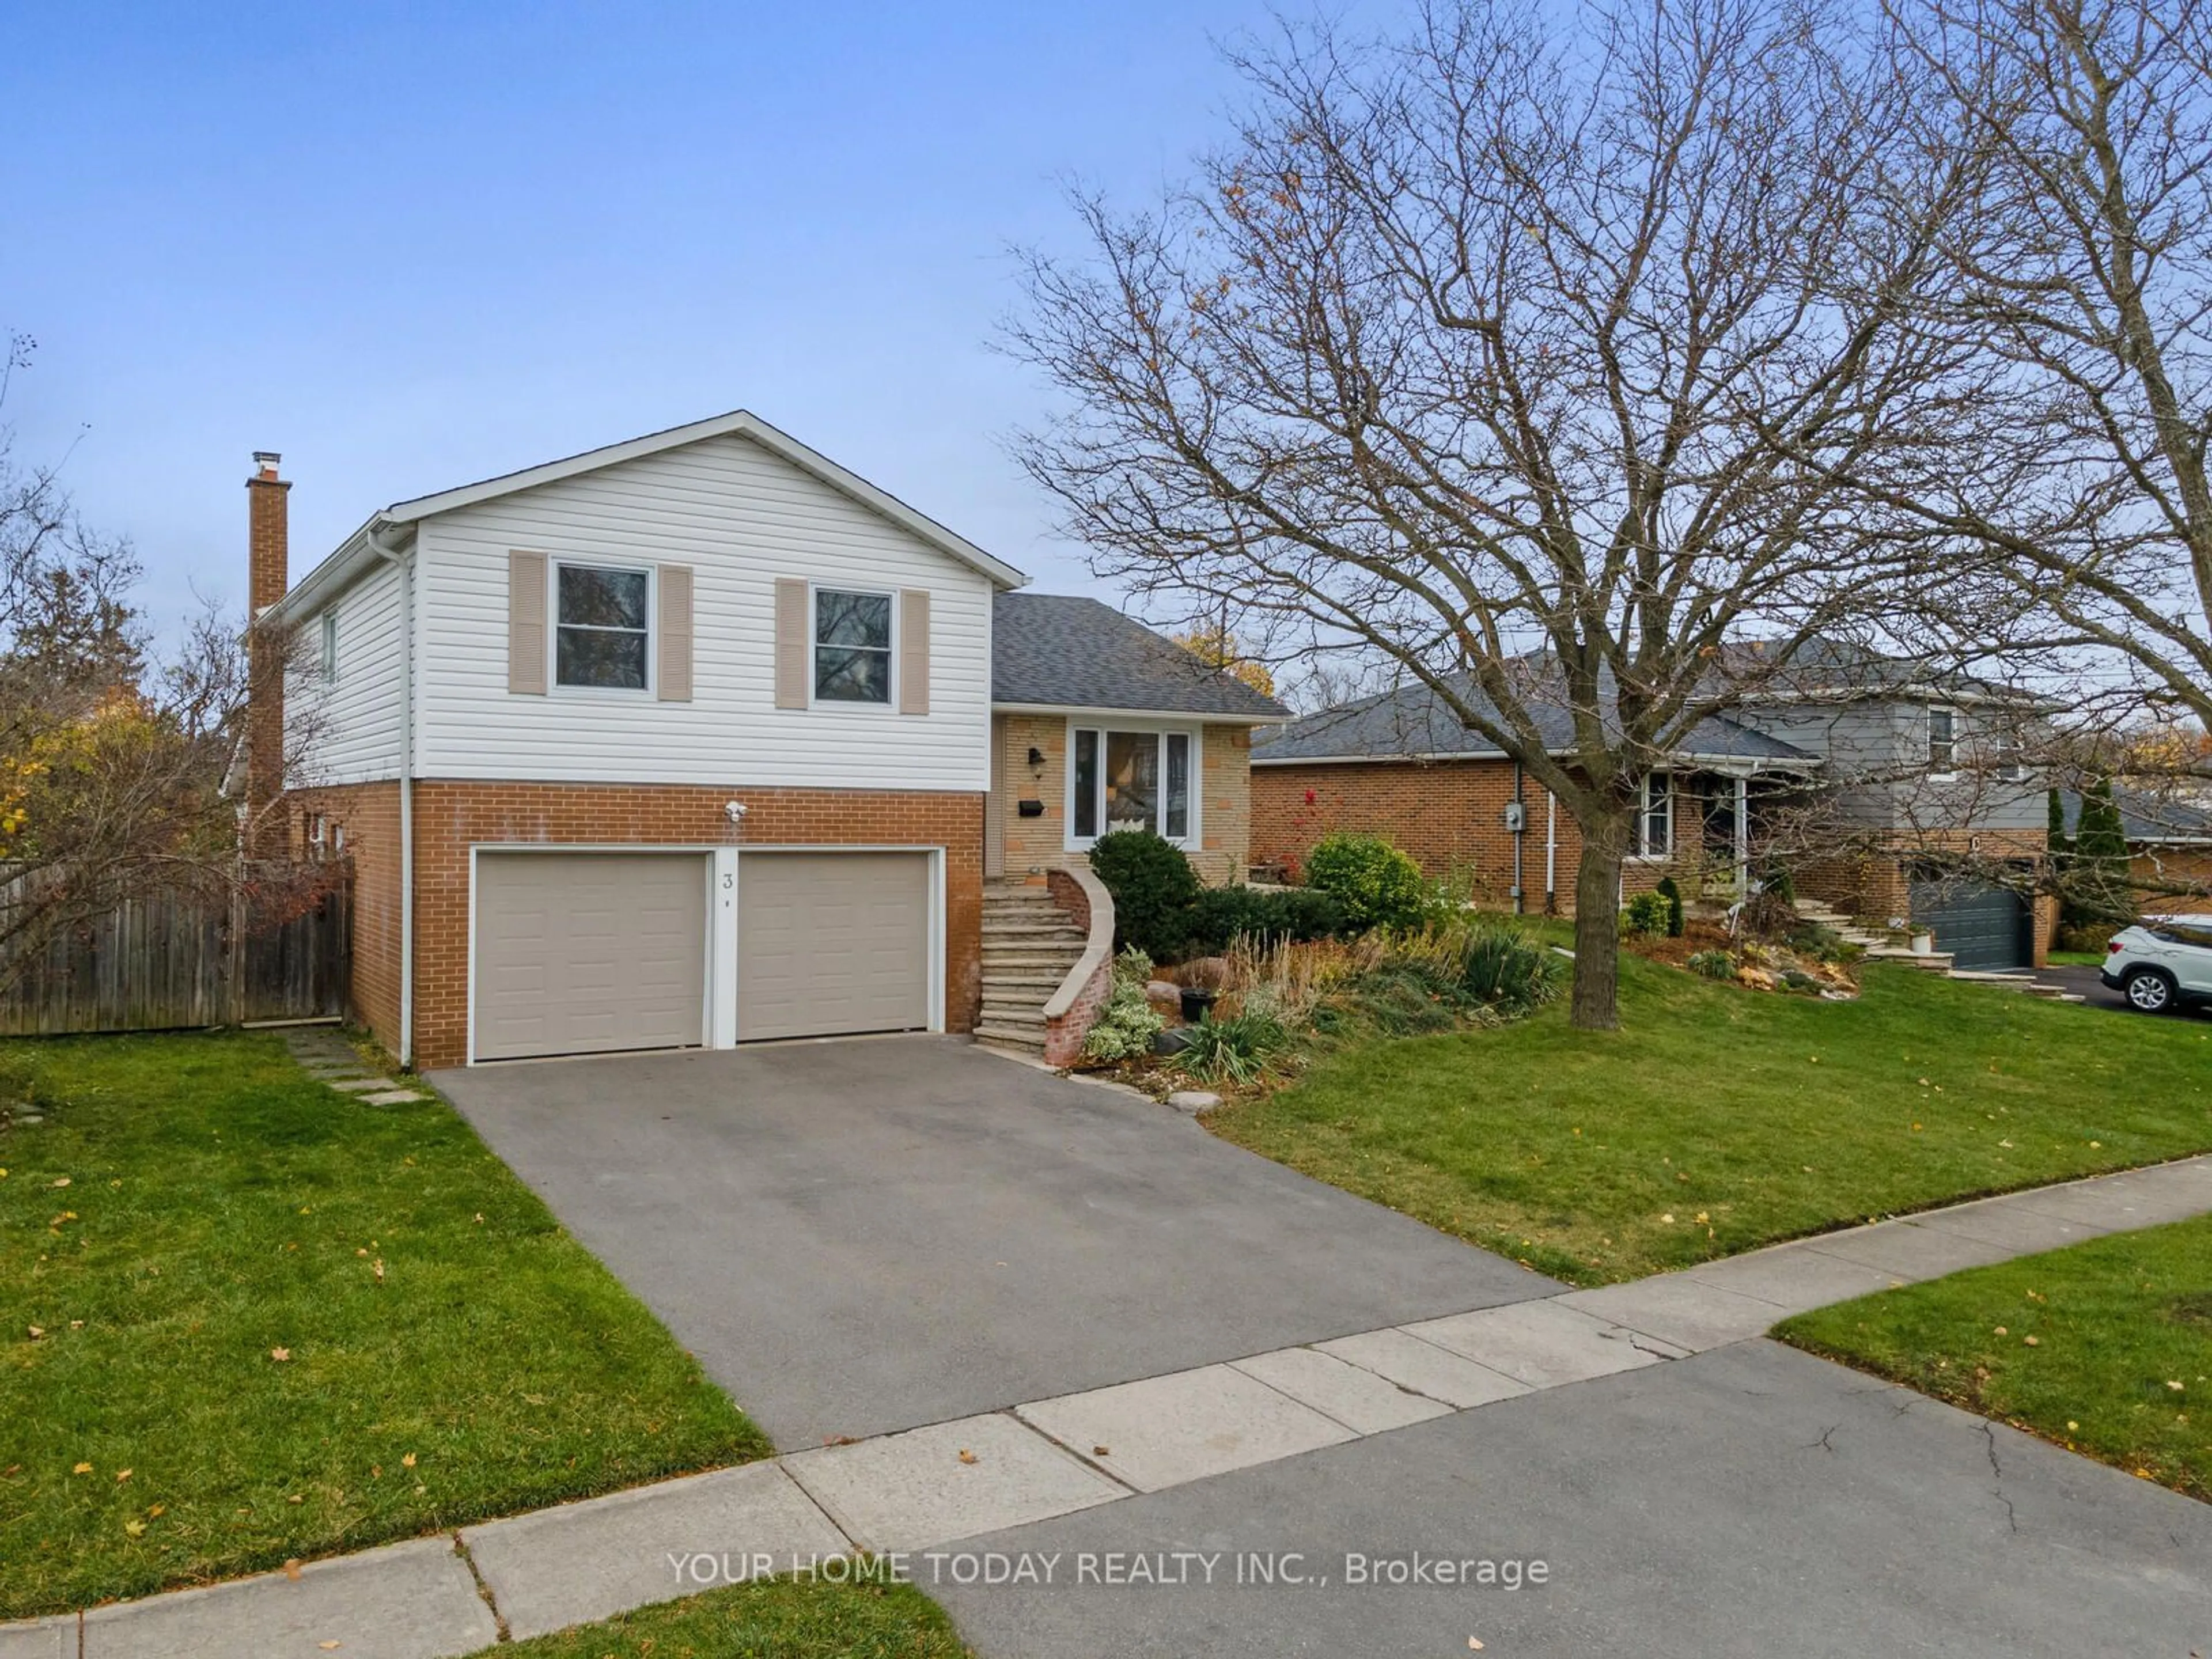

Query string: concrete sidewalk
8 1152 2206 1657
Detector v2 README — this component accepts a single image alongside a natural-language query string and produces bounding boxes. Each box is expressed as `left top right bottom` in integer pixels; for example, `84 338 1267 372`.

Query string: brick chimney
244 452 291 857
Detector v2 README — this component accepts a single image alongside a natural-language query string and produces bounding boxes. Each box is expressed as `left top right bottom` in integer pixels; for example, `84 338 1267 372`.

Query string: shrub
1301 833 1426 934
1175 1010 1287 1085
1089 830 1201 961
1184 885 1344 955
1687 948 1735 980
1654 875 1685 937
1082 945 1164 1062
1418 865 1483 930
2057 922 2119 953
1759 859 1797 906
1455 924 1565 1013
1623 891 1673 936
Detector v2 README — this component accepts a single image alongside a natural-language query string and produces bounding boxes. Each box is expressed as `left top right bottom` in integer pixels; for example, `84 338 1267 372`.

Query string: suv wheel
2123 967 2179 1013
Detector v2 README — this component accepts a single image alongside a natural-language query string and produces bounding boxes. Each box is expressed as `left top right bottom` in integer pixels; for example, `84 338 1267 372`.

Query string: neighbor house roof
1724 636 2045 708
270 410 1029 623
2062 787 2212 846
1253 673 1816 768
992 594 1290 721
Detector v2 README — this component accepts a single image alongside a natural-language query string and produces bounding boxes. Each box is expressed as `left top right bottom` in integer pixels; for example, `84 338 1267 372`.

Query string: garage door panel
475 852 709 1061
1910 869 2031 972
738 852 930 1041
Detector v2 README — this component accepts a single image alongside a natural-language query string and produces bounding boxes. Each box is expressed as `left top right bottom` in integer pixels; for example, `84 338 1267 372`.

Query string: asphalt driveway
431 1037 1550 1449
2038 960 2212 1017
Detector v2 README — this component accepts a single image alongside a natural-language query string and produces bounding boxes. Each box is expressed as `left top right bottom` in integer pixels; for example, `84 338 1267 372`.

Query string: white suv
2101 918 2212 1014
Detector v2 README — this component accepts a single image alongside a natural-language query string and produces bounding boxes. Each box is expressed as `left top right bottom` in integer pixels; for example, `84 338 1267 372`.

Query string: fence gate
0 865 352 1037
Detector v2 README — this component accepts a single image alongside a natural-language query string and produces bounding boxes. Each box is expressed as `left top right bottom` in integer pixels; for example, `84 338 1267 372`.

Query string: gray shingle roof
993 594 1289 719
1253 673 1815 766
2062 787 2212 845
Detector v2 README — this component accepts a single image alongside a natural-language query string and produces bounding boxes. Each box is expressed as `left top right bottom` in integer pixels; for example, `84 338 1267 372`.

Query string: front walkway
11 1153 2206 1657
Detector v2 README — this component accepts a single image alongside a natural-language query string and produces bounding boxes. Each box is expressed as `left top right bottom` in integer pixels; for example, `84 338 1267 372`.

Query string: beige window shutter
898 588 930 715
657 564 694 702
774 578 810 709
508 551 548 695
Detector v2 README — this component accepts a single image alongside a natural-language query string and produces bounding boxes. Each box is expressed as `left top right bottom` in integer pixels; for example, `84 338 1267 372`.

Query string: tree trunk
1570 811 1627 1031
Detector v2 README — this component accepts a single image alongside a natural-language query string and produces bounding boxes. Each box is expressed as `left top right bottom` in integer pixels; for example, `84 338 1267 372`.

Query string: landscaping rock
1145 979 1183 1010
1166 1089 1221 1114
1152 1027 1196 1056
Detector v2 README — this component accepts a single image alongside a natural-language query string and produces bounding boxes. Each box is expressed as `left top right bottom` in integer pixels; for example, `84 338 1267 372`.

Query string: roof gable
993 594 1289 720
274 410 1027 622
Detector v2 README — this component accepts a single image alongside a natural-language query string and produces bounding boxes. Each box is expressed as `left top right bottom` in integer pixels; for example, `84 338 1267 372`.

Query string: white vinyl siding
287 554 406 785
410 434 993 790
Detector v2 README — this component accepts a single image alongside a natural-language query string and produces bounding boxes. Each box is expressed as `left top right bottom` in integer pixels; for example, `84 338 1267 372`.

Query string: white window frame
1064 718 1203 851
1635 771 1674 861
319 609 339 681
808 584 898 711
550 558 655 698
1926 706 1960 779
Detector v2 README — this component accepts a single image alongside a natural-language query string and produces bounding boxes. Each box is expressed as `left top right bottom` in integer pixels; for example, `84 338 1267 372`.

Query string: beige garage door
738 851 931 1041
474 851 709 1062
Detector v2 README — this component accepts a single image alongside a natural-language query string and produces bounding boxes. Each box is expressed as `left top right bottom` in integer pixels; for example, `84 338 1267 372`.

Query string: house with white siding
250 411 1281 1070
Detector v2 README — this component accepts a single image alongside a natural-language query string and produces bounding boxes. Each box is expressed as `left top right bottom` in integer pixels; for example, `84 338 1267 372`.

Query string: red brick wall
289 782 403 1053
291 779 984 1070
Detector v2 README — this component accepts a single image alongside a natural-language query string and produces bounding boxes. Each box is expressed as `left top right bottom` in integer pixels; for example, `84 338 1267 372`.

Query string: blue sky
2 1 1362 632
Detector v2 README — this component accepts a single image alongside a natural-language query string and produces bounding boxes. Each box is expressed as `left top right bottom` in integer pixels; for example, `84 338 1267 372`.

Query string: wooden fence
0 864 351 1036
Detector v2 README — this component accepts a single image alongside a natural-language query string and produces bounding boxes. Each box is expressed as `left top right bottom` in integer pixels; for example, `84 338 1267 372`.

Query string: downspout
1509 762 1526 914
366 520 415 1069
1544 791 1558 914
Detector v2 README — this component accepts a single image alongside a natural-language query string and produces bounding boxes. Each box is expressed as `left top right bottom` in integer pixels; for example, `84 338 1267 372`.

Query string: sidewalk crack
453 1529 512 1643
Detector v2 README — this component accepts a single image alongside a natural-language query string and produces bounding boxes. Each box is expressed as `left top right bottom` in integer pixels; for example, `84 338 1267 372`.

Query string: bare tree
1006 0 1987 1027
0 335 334 987
1884 0 2212 748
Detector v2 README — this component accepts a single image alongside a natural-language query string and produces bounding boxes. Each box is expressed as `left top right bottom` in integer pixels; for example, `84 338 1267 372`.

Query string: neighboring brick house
2061 788 2212 918
1251 675 1813 916
1253 654 2062 971
252 412 1285 1070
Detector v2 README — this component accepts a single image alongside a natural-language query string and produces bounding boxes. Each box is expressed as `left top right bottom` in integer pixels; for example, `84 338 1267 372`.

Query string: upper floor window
1638 772 1673 858
814 589 892 704
319 610 339 681
556 564 650 690
1927 707 1958 775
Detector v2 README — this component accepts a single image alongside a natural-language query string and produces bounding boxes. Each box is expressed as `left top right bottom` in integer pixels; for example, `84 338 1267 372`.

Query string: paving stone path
6 1152 2206 1658
279 1026 426 1108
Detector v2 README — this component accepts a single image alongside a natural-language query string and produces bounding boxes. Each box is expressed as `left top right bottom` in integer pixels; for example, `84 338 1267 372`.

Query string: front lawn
1776 1216 2211 1503
1207 955 2212 1285
0 1032 770 1620
469 1577 970 1659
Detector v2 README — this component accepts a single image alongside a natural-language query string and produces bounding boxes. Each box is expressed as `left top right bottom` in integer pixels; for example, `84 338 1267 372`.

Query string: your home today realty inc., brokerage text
668 1550 1555 1590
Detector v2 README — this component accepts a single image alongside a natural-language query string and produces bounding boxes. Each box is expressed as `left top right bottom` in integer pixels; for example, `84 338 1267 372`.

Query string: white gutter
994 700 1292 725
365 519 416 1069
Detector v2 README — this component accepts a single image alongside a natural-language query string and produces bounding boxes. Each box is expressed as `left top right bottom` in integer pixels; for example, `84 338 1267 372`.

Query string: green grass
1208 956 2212 1285
467 1577 970 1658
2046 949 2108 967
1776 1216 2212 1503
0 1031 770 1619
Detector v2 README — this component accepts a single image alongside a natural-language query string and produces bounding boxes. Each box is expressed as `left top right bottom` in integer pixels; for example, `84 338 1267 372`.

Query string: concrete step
981 971 1067 992
980 942 1085 960
974 1025 1048 1052
1864 947 1955 972
978 1005 1048 1028
982 919 1086 937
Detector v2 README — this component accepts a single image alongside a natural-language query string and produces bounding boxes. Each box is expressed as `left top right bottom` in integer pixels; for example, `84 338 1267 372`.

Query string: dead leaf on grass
271 1347 291 1362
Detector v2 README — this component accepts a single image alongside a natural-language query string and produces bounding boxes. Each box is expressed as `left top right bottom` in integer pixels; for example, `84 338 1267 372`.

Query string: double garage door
472 849 932 1062
1908 868 2032 972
